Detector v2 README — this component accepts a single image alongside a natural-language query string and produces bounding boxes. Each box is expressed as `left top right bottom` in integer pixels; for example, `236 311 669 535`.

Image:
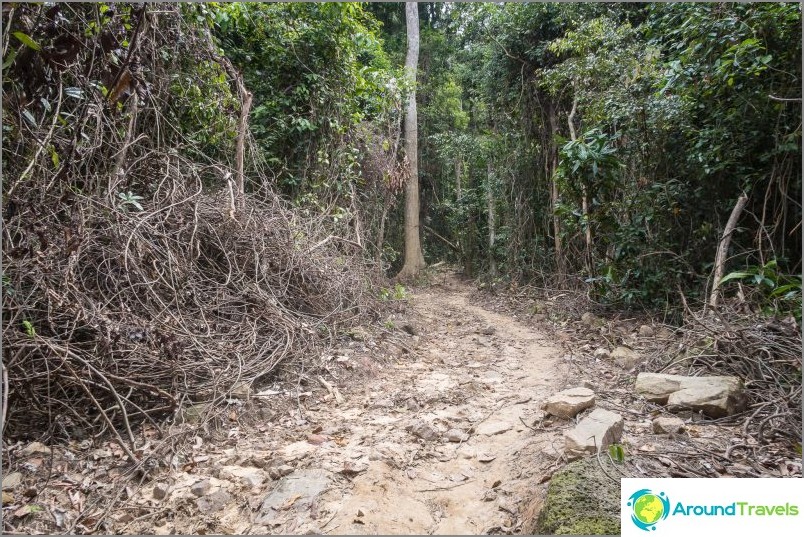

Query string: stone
564 409 624 457
2 491 13 505
219 466 266 488
475 421 512 436
581 312 602 327
190 479 212 497
593 348 610 360
153 483 169 500
531 457 625 535
444 429 468 443
611 346 641 369
230 382 251 399
196 490 232 513
257 469 331 522
180 403 209 424
656 327 675 340
635 373 746 418
408 421 440 442
19 442 51 457
652 416 685 434
2 472 22 490
268 465 295 480
638 325 654 338
542 387 595 419
480 327 496 335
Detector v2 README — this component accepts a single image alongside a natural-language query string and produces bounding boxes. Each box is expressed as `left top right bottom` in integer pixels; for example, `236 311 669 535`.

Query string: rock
638 325 654 337
444 429 468 443
408 421 440 442
652 416 685 434
581 312 602 327
2 472 22 490
656 326 675 340
180 403 209 424
480 327 496 335
219 466 266 488
19 442 51 457
564 409 624 457
542 387 595 419
230 382 251 399
257 469 331 521
190 479 212 497
349 326 370 341
532 457 624 535
635 373 746 418
268 465 295 480
196 490 232 513
593 348 610 360
475 421 512 436
610 346 641 369
2 491 13 505
153 483 169 500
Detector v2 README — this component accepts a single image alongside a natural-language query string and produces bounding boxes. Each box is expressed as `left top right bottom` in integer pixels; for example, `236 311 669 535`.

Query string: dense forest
1 2 801 534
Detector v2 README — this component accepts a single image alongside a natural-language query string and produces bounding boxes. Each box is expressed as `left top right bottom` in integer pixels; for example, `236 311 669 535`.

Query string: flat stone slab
257 469 331 522
652 416 685 434
635 373 746 417
564 408 624 457
543 387 595 419
475 421 512 436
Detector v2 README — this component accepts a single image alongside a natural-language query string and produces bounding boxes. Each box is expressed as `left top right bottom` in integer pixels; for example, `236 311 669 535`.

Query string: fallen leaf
307 434 328 445
14 504 40 518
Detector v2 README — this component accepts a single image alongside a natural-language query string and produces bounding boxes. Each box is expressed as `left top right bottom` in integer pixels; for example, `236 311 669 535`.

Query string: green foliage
117 191 144 212
22 320 35 338
608 443 626 464
379 283 408 301
720 260 802 323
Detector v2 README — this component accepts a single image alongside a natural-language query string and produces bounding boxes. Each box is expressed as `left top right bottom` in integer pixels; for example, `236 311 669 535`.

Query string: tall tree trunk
455 158 463 201
487 161 497 276
397 2 425 279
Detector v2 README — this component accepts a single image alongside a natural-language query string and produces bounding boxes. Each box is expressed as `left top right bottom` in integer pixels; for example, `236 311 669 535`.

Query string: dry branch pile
2 3 379 443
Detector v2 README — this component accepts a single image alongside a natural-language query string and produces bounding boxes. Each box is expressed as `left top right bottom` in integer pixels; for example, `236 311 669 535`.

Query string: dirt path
65 276 569 535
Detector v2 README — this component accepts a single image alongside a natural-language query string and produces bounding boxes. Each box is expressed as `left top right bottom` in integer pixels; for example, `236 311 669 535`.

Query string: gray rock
257 469 331 521
531 457 625 535
444 429 469 443
153 483 169 500
480 327 496 335
638 325 654 338
635 373 746 418
190 479 212 497
19 441 51 457
408 421 440 442
543 387 595 419
2 472 22 490
652 416 685 434
476 421 512 436
564 409 624 457
593 348 610 360
581 312 602 327
268 465 295 480
656 326 676 340
611 346 641 369
195 490 231 513
219 466 265 488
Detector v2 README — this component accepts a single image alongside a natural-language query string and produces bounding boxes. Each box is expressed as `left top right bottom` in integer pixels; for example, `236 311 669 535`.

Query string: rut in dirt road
310 277 568 534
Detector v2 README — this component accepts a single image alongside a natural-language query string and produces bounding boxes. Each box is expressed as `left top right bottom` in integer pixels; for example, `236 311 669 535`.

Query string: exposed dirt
3 273 572 534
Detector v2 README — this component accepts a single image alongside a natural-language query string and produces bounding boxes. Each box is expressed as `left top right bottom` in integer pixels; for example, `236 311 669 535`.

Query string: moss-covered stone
536 457 623 535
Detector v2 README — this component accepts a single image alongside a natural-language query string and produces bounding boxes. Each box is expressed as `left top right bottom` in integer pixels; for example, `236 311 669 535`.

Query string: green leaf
50 147 60 169
718 271 752 285
12 31 41 51
608 443 625 463
22 320 36 337
2 48 18 70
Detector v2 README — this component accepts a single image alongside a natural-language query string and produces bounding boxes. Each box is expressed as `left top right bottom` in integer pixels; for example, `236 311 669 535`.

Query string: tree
397 1 426 279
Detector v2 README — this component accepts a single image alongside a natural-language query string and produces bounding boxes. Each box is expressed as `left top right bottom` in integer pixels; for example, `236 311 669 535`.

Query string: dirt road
96 276 568 534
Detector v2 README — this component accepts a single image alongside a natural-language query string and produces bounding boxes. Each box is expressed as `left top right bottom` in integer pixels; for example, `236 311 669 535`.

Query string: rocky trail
144 274 568 535
4 273 800 535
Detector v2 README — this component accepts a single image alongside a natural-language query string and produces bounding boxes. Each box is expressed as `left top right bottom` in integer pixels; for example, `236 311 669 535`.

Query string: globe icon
633 493 664 525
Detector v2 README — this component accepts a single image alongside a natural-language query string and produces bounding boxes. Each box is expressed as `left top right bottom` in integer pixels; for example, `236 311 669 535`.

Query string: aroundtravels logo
627 489 670 531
